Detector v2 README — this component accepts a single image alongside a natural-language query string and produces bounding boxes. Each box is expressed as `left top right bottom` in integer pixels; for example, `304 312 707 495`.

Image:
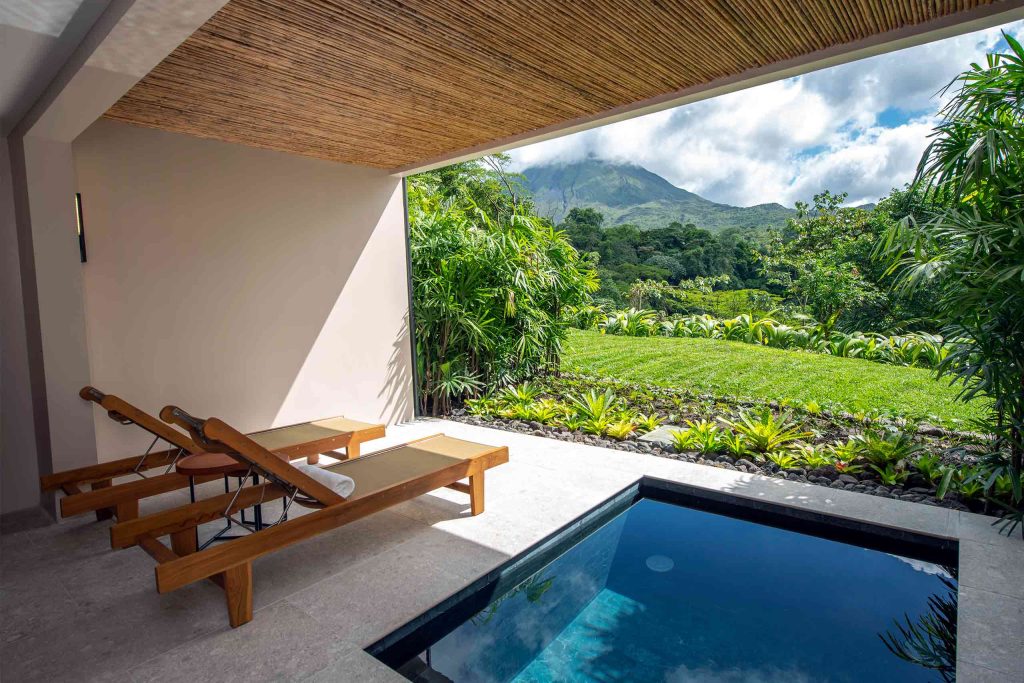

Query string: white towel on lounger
295 463 355 498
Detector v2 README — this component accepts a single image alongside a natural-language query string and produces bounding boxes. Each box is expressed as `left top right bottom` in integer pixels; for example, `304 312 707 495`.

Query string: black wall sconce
75 193 87 263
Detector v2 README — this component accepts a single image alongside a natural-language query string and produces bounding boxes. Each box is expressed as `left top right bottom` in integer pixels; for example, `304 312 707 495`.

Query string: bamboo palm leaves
876 33 1024 486
409 162 597 414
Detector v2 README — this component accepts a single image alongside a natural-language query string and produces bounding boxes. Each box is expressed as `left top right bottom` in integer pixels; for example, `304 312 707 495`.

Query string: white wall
73 120 414 461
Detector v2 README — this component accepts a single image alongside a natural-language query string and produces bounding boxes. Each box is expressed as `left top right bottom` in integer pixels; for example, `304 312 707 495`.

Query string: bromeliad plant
721 410 813 455
850 428 925 468
569 388 620 423
683 419 723 455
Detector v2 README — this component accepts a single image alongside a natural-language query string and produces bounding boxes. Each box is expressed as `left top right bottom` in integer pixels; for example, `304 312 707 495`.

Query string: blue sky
509 20 1024 208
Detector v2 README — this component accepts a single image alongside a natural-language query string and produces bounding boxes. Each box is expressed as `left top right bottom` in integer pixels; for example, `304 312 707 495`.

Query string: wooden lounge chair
111 406 509 627
40 387 385 522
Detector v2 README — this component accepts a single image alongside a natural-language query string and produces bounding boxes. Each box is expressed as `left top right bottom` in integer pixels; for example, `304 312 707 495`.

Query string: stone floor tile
129 602 349 683
957 585 1024 678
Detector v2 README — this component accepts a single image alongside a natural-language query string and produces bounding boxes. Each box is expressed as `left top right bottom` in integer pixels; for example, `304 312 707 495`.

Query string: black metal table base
187 473 285 550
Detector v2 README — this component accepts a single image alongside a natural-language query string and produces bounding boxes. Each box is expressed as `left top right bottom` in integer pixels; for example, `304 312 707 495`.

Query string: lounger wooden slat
156 448 481 593
247 417 384 461
60 472 219 517
121 408 508 628
40 448 182 491
110 482 286 549
202 418 347 507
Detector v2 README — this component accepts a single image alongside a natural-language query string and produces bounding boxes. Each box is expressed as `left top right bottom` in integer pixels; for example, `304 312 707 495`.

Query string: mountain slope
521 159 795 231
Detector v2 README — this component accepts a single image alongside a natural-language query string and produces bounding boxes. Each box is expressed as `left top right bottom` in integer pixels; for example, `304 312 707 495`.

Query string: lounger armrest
161 405 218 451
80 385 106 403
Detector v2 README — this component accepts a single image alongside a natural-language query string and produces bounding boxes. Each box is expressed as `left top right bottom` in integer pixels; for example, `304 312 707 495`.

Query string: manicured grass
563 329 987 427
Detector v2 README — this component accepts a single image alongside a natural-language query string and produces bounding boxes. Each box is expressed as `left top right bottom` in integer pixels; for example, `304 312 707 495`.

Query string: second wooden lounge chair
109 407 508 628
42 387 385 522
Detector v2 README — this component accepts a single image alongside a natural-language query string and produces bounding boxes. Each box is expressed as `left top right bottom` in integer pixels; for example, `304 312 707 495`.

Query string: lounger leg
347 440 361 459
223 562 253 628
91 479 114 521
116 499 139 521
306 453 320 465
171 528 197 556
469 473 485 516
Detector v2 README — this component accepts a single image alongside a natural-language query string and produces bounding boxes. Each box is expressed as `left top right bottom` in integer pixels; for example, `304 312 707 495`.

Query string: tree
759 191 882 334
408 158 598 414
877 33 1024 509
560 207 605 252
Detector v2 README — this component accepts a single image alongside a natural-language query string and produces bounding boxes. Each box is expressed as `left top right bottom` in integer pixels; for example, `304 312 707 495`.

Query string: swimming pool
372 481 957 682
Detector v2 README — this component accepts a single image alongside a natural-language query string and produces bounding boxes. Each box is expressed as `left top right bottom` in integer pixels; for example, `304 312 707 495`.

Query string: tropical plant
605 420 637 440
719 430 749 457
915 454 945 483
499 382 543 406
569 388 619 422
581 417 610 436
875 34 1024 514
635 413 663 434
598 309 957 369
721 410 813 454
682 419 721 454
670 429 693 453
829 440 866 474
872 463 910 487
794 444 833 469
523 399 563 424
849 429 924 468
766 452 802 469
410 158 597 414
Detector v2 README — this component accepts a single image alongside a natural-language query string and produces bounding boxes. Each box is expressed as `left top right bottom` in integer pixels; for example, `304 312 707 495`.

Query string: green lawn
563 330 986 427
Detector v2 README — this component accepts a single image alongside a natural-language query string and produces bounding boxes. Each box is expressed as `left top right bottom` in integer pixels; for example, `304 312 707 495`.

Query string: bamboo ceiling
105 0 1010 172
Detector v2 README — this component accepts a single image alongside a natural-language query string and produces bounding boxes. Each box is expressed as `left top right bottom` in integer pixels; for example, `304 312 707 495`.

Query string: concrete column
0 138 43 513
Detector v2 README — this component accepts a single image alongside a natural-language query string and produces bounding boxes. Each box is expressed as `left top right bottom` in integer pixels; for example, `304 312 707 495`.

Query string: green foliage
499 382 542 406
594 310 957 370
794 444 833 469
669 429 693 453
759 189 940 334
635 413 662 433
915 454 945 483
605 420 637 440
871 463 910 487
569 388 619 422
721 410 812 454
765 452 802 469
719 431 749 457
877 34 1024 493
828 440 866 474
683 419 723 454
409 157 597 414
849 429 925 468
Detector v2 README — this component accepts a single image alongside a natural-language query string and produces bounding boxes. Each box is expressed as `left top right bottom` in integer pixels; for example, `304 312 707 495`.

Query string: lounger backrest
80 386 198 453
161 406 346 507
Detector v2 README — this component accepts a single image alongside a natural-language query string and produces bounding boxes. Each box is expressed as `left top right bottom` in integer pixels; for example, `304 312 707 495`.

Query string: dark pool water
407 499 956 682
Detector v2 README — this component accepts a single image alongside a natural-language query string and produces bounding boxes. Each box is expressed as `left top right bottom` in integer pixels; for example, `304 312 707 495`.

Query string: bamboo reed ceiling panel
105 0 1006 170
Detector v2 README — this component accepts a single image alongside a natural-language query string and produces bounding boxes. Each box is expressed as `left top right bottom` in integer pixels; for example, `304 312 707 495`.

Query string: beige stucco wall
73 119 414 461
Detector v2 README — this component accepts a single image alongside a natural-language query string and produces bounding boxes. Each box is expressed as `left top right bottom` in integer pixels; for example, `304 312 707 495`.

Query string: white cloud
508 20 1024 208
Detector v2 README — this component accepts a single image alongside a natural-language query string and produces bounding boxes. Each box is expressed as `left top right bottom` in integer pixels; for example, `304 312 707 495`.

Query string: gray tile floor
2 419 1022 682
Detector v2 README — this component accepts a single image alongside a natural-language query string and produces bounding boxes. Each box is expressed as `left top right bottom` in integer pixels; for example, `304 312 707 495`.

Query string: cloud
508 20 1024 208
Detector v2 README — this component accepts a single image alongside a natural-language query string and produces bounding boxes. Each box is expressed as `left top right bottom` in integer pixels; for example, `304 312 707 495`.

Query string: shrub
721 410 813 454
